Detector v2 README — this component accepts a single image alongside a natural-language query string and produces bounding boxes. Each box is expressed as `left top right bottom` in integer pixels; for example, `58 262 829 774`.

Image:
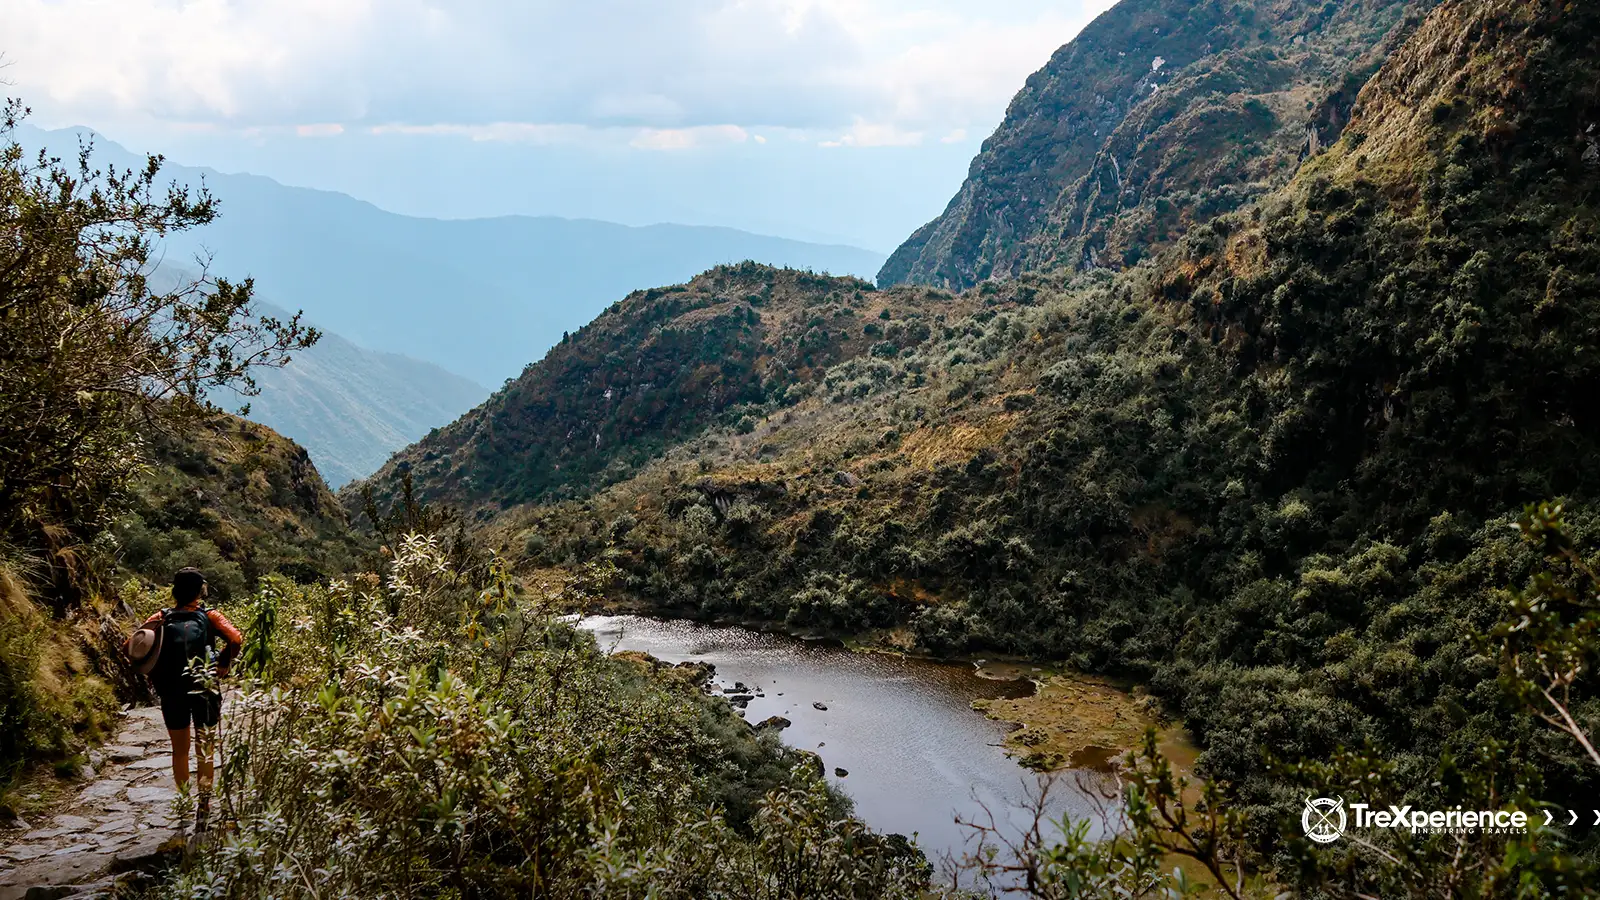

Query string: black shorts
158 689 221 731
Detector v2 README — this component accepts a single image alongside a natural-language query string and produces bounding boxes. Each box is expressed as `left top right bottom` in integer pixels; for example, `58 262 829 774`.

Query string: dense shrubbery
169 536 927 899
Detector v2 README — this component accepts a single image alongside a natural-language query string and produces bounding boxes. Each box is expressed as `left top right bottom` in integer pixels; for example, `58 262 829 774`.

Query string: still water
578 615 1121 866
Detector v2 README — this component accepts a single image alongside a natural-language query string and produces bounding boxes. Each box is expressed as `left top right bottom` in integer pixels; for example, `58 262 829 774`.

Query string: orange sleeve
208 609 244 670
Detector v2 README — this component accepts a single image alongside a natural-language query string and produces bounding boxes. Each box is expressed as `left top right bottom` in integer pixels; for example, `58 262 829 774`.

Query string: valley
2 0 1598 895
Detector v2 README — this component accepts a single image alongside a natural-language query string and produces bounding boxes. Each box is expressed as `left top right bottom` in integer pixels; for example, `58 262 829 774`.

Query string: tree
0 100 316 607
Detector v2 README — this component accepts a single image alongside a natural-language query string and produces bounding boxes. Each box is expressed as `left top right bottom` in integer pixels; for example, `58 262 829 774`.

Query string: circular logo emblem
1302 797 1347 844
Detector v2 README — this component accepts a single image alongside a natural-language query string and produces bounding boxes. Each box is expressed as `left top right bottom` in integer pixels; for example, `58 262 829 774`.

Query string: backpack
150 607 214 694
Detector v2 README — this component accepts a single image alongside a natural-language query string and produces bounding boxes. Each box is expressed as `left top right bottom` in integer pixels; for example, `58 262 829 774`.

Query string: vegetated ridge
878 0 1434 290
356 263 966 515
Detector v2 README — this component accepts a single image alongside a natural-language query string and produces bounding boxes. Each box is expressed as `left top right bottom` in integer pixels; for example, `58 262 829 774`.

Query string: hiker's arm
208 610 244 676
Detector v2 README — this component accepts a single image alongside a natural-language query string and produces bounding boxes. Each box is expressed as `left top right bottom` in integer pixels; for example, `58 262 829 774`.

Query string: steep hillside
112 413 370 603
18 125 887 386
503 0 1600 842
243 302 489 488
878 0 1431 290
362 263 963 514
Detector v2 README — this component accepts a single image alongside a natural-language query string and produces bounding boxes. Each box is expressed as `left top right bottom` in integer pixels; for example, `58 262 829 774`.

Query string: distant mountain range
19 125 888 387
143 264 489 488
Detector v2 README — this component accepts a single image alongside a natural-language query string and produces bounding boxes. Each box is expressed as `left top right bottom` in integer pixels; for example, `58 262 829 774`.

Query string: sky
0 0 1115 251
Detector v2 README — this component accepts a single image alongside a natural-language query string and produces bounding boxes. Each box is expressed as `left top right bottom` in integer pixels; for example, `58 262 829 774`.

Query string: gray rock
754 716 791 731
812 702 828 711
50 817 92 832
834 767 849 777
78 781 126 802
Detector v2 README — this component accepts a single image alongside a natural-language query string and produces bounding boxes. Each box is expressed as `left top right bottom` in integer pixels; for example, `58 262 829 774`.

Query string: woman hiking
124 567 243 831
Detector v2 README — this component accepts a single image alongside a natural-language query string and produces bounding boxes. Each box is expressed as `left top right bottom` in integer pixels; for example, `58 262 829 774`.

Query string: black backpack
151 607 214 693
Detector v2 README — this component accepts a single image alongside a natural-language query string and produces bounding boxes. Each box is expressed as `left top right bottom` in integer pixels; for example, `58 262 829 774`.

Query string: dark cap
172 567 207 602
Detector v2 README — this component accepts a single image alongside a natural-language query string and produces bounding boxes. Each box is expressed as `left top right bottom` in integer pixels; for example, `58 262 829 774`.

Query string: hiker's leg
160 691 193 790
168 728 191 790
194 726 215 792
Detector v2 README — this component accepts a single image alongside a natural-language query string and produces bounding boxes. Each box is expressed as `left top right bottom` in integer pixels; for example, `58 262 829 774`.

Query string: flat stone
89 822 130 836
101 748 143 765
123 788 172 805
122 759 168 772
48 846 95 857
49 818 92 832
0 850 115 900
78 781 126 802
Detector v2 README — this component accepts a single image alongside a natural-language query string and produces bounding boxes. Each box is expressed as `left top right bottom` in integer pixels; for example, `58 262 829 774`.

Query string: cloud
820 119 922 148
0 0 1115 143
295 123 345 137
630 125 750 151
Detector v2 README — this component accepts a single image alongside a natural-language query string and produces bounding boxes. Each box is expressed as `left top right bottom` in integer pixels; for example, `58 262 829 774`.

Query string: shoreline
569 598 1201 778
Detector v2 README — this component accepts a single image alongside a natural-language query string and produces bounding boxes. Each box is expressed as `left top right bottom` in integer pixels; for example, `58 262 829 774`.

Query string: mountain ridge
17 124 889 386
877 0 1433 290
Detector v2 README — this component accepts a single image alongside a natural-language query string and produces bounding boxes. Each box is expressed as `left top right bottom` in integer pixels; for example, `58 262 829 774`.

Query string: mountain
17 125 888 386
240 301 488 488
143 264 490 489
385 0 1600 862
357 263 963 514
877 0 1432 290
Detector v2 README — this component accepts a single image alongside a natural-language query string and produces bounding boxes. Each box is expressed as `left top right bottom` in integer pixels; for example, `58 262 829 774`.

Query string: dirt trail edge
0 707 189 899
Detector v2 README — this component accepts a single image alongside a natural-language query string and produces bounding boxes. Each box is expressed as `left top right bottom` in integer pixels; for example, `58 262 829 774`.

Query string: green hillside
403 0 1600 872
357 264 965 514
878 0 1434 290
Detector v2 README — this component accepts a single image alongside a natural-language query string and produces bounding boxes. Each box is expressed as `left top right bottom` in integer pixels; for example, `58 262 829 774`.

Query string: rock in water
834 767 849 777
812 701 828 711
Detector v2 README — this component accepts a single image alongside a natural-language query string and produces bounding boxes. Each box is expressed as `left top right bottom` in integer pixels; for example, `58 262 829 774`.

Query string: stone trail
0 707 191 900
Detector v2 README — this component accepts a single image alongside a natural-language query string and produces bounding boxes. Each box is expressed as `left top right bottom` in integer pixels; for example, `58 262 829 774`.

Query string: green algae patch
972 674 1192 773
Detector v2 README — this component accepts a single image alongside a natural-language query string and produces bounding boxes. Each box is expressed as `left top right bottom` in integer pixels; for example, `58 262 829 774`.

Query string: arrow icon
1543 810 1554 826
1593 810 1599 825
1569 810 1579 826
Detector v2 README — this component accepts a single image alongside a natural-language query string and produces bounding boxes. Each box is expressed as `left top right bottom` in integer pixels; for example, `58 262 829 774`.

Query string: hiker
124 567 243 829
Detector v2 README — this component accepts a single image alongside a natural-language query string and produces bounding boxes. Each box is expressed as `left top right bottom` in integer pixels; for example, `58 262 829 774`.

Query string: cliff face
877 0 1431 290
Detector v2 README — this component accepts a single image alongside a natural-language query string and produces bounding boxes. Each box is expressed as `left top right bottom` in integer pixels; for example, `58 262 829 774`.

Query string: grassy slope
113 414 372 604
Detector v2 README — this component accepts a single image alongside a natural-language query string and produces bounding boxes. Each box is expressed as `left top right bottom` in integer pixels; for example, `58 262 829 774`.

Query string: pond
577 615 1125 867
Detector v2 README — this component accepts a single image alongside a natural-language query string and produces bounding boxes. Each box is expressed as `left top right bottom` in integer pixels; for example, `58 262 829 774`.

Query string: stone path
0 707 190 900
